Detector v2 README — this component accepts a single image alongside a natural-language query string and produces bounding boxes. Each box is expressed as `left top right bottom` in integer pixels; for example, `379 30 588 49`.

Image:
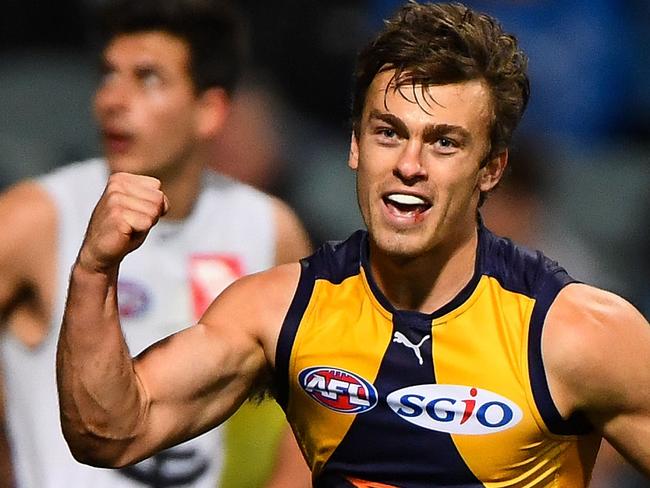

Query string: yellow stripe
433 276 592 486
287 272 393 475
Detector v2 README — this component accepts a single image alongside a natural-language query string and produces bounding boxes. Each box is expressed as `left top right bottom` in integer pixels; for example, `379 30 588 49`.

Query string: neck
369 227 479 314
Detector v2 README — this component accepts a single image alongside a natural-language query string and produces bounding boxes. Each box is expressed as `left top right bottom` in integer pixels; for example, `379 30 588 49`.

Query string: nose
94 77 129 117
394 140 427 184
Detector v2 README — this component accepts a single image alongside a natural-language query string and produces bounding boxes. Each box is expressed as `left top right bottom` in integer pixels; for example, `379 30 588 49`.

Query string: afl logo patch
387 384 523 435
299 366 378 414
117 280 150 319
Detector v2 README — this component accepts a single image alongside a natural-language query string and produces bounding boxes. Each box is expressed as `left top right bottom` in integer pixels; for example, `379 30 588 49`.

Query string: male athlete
0 0 310 486
57 2 650 486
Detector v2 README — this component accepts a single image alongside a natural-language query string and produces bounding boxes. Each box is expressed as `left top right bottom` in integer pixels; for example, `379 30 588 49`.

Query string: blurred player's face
349 70 504 259
94 32 202 177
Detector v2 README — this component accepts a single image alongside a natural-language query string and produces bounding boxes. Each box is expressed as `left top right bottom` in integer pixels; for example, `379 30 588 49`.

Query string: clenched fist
77 172 169 273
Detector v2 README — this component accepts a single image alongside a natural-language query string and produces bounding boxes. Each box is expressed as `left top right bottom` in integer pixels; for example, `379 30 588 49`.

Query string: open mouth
103 130 133 154
383 193 432 218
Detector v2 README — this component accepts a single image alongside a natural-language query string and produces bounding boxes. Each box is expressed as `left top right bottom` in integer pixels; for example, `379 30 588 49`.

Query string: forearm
603 416 650 477
56 262 146 467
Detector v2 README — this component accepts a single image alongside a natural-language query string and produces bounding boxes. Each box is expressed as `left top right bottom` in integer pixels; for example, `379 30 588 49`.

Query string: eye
374 127 402 145
439 137 453 147
98 64 118 86
136 67 163 88
434 137 459 154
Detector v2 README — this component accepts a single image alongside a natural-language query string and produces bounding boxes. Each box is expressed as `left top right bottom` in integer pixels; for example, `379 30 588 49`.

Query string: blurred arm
264 426 311 488
272 197 312 265
0 181 57 486
0 368 14 488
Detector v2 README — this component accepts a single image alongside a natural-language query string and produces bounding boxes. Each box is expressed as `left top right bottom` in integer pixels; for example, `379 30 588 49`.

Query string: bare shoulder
544 283 650 415
0 179 57 335
270 196 312 264
0 180 57 276
201 262 303 368
0 179 56 232
222 262 302 311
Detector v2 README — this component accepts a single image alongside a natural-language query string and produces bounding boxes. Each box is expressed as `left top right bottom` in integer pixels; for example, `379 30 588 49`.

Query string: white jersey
1 158 277 488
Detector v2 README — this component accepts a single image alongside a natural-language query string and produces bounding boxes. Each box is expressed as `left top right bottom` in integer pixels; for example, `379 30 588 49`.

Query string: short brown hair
352 1 529 160
96 0 245 95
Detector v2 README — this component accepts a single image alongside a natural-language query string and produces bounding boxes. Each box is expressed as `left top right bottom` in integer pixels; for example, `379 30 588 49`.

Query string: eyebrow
422 124 471 146
368 109 471 145
98 54 112 71
368 110 408 137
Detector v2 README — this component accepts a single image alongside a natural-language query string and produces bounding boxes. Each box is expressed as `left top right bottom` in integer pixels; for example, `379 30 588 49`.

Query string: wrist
74 249 119 280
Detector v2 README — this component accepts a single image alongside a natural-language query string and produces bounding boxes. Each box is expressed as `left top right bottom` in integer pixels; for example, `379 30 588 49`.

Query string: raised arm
56 172 298 468
0 181 57 344
544 283 650 475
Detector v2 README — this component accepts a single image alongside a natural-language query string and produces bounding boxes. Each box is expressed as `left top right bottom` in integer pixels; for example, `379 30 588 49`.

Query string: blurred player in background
0 0 310 487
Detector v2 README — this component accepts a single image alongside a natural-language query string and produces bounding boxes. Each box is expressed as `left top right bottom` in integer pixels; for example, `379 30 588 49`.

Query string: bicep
130 292 268 454
122 264 299 461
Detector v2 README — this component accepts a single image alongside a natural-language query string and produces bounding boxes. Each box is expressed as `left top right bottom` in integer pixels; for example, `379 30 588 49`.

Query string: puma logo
393 331 430 366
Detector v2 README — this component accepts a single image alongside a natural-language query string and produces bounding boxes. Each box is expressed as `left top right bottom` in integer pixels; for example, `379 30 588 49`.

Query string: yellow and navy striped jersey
274 225 600 487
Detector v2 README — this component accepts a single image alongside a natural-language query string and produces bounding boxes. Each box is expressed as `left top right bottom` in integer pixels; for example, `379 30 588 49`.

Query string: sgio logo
299 366 378 414
387 384 523 434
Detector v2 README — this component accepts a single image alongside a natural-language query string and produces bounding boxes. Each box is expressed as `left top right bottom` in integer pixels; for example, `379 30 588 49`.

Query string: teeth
386 194 426 205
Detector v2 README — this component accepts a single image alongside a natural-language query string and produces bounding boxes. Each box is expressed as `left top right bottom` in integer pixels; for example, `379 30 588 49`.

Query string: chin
107 156 149 176
372 229 432 260
106 155 132 172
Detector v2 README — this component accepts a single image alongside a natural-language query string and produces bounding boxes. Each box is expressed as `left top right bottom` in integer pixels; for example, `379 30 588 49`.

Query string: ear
478 149 508 192
348 132 360 170
195 87 231 139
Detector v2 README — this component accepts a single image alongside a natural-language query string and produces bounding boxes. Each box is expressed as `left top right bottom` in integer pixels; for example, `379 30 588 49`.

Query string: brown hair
96 0 245 95
352 1 529 161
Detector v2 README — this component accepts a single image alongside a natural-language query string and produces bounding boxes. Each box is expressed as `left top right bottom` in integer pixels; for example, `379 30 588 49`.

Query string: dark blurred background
4 0 647 303
0 2 648 483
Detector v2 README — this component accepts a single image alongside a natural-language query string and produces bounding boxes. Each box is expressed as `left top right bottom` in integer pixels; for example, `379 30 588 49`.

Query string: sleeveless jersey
1 158 276 488
275 226 601 487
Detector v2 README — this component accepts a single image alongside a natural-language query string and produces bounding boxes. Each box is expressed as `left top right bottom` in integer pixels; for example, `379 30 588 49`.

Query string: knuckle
107 206 125 224
104 191 124 210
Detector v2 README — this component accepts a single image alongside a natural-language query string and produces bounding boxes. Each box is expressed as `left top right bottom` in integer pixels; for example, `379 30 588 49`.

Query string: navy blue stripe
477 222 593 435
361 230 482 323
318 314 483 487
315 473 483 488
275 231 366 410
527 271 592 435
311 231 366 284
274 259 316 411
313 474 358 488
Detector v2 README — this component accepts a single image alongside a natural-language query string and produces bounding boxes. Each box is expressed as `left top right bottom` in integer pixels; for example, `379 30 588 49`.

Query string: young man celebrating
57 2 650 486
